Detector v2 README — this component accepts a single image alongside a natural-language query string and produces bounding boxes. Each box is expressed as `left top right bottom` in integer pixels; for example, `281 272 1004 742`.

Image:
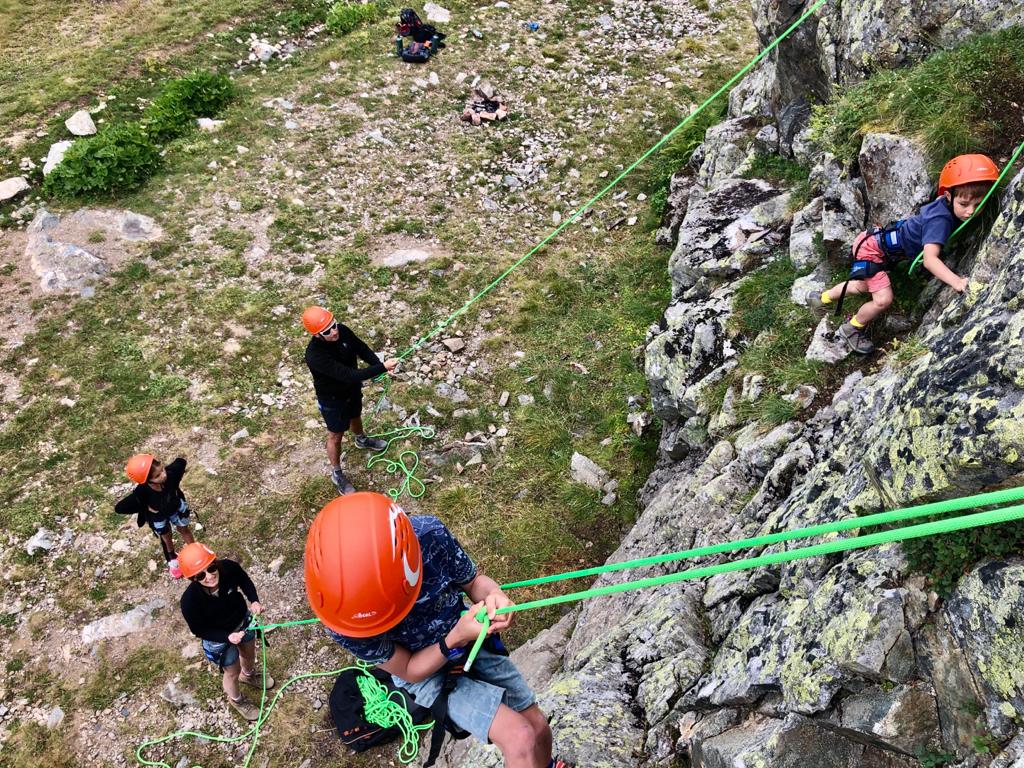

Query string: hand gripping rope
136 485 1024 766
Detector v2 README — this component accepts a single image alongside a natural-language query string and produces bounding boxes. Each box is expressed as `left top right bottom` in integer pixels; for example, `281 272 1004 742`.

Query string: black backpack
329 666 431 753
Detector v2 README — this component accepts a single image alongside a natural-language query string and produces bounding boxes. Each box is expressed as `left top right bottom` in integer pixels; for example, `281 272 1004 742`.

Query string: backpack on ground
395 7 446 62
329 666 431 753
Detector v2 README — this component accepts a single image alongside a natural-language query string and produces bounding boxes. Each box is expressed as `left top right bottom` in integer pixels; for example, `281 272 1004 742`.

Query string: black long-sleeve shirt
114 457 188 528
180 559 260 643
304 323 385 405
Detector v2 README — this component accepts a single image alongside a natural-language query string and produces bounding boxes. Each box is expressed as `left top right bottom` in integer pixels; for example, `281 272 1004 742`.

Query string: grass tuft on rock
810 27 1024 167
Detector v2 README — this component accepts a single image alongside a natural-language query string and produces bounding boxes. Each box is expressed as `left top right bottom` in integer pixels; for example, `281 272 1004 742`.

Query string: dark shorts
148 499 191 535
202 629 257 668
318 397 362 433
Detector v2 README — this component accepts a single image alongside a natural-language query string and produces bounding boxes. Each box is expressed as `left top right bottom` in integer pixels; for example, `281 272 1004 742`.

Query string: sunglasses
318 321 338 338
191 563 219 582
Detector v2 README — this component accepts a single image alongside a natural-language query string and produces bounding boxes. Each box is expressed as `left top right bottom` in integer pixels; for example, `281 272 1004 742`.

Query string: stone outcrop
437 3 1024 764
26 207 163 293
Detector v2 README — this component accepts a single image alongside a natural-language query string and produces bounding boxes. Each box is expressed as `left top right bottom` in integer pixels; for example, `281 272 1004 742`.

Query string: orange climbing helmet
937 153 999 196
125 453 155 484
304 492 423 637
302 305 335 335
178 542 217 579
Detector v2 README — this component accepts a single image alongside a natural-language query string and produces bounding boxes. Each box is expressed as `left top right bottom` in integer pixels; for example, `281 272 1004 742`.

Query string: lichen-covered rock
668 179 781 295
945 560 1024 740
644 285 736 427
691 712 917 767
858 133 932 228
789 195 823 270
695 116 761 188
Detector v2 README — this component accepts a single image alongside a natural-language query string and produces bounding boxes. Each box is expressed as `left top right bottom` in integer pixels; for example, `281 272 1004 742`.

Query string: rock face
729 0 1024 131
439 3 1024 761
26 208 163 293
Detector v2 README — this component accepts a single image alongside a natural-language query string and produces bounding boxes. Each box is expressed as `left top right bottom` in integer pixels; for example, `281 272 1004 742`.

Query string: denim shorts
394 648 536 743
202 628 256 668
318 398 362 434
149 500 190 534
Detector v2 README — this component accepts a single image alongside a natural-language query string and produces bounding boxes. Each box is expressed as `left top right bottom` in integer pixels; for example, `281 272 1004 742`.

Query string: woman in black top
179 542 275 721
115 455 196 578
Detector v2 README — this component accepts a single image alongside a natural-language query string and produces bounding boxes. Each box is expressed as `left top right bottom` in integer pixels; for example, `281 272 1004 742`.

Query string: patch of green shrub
43 70 232 200
142 70 235 143
43 123 162 199
900 517 1024 596
325 0 390 35
742 153 809 186
810 27 1024 167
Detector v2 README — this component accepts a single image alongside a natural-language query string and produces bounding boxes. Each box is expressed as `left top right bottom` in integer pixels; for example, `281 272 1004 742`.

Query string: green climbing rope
356 670 435 763
501 484 1024 589
908 137 1024 274
464 497 1024 669
356 0 833 498
136 648 429 768
136 486 1024 765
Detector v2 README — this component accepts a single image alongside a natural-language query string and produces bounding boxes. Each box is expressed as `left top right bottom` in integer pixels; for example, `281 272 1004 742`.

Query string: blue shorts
318 398 362 434
149 500 190 534
202 629 256 668
393 648 536 743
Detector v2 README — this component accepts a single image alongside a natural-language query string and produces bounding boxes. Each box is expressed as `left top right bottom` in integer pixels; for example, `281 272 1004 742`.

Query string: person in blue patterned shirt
305 493 574 768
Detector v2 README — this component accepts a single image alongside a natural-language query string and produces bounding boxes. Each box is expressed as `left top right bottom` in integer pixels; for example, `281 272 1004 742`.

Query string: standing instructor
303 305 398 495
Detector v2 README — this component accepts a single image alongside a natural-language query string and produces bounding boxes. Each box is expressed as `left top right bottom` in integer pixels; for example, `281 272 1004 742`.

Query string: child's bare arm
921 243 969 293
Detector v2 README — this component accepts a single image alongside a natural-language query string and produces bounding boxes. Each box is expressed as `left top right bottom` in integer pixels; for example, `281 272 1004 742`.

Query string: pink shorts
851 231 891 292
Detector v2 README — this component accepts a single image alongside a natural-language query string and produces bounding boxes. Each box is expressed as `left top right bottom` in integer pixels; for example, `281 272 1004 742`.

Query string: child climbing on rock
810 153 999 354
305 492 575 768
115 453 196 578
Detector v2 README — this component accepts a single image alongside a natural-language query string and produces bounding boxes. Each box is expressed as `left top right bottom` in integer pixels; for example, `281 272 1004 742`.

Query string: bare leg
238 638 257 677
853 286 894 326
824 279 869 302
326 430 344 469
176 525 195 545
158 531 176 562
350 415 365 437
520 705 553 766
222 659 241 700
488 704 544 768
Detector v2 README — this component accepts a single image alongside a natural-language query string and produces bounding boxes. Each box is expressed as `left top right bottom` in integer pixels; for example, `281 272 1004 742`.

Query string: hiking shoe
228 694 260 721
167 559 183 579
239 670 275 690
838 322 875 354
331 468 356 495
354 434 387 451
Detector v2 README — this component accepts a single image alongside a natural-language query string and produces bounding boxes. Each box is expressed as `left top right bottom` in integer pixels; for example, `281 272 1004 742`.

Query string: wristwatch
438 635 466 661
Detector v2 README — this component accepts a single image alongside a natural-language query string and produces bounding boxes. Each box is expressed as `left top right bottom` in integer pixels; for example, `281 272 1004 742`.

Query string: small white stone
65 110 97 136
43 141 73 175
196 118 225 133
0 176 30 202
236 145 250 155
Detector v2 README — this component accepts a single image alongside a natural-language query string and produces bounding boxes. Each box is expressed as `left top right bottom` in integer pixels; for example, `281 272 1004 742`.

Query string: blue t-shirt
897 197 957 260
328 515 477 664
